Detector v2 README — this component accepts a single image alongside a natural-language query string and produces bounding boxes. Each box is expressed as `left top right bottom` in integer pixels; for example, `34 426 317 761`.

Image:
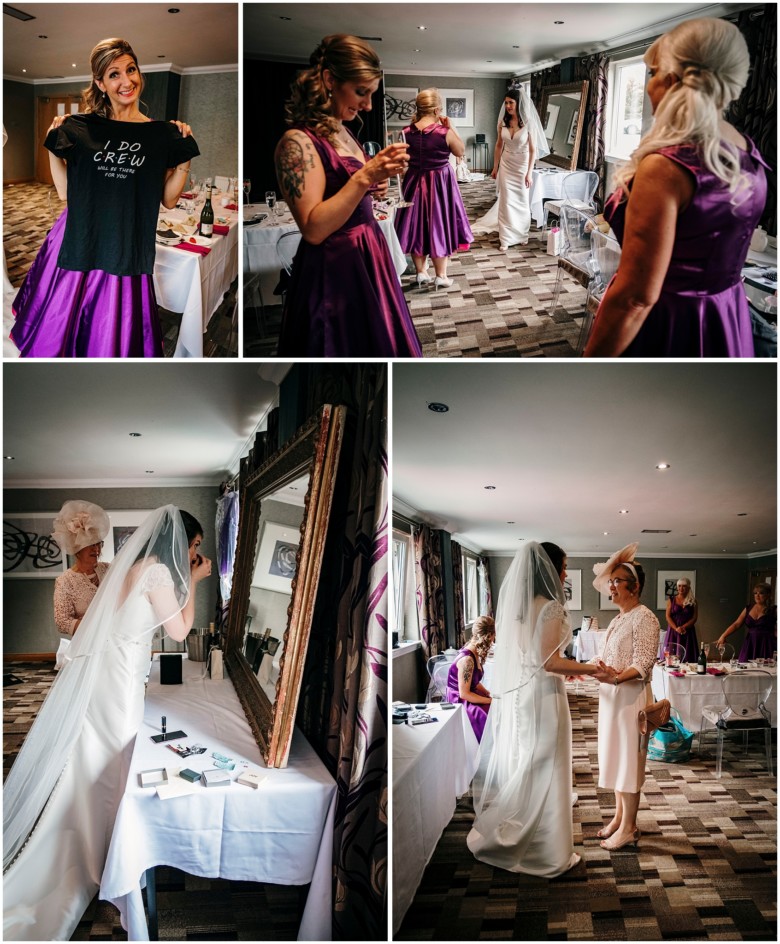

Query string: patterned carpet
3 182 237 358
397 678 777 941
3 663 303 940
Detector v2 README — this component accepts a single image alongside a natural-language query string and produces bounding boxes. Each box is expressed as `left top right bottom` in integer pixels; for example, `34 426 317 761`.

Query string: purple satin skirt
739 627 776 661
10 211 163 358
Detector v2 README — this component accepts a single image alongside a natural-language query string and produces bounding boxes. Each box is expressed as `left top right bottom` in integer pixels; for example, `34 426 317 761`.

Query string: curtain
451 540 466 648
413 524 447 660
728 4 776 236
530 65 561 111
478 555 494 618
575 53 610 207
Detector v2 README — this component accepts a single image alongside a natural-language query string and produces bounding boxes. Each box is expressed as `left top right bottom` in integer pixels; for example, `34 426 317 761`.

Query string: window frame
605 55 649 162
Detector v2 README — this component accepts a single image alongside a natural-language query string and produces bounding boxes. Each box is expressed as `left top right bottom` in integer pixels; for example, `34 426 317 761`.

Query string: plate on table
243 209 268 224
155 228 183 247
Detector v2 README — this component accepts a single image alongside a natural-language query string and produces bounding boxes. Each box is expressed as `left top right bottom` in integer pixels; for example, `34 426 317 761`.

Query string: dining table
154 190 239 358
392 702 478 935
242 201 409 304
650 662 778 732
100 655 337 941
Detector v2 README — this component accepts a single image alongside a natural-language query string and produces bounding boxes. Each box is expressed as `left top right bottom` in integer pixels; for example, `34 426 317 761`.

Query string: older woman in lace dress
592 544 660 852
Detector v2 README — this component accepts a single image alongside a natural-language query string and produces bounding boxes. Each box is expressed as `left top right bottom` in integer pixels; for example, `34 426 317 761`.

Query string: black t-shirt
45 113 200 276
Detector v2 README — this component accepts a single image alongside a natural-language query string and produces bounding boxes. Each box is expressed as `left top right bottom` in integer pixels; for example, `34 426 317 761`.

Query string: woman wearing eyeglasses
716 583 776 661
591 544 660 852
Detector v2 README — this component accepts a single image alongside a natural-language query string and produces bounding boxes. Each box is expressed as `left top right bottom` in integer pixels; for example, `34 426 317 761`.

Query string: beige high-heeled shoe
600 828 640 851
434 276 454 290
415 272 432 287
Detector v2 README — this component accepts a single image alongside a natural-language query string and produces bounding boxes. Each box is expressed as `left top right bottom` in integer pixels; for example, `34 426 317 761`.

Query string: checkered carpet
4 663 303 940
397 678 777 941
3 182 237 357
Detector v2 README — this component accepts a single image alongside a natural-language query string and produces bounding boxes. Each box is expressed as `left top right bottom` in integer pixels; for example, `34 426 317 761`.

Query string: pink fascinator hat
592 542 640 595
51 501 110 556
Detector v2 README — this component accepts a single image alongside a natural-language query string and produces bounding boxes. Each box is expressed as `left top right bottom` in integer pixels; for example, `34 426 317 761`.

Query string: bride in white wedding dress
3 506 212 941
467 542 611 876
471 87 549 251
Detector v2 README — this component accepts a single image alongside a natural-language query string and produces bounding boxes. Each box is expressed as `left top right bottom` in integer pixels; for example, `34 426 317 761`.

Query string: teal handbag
647 709 694 763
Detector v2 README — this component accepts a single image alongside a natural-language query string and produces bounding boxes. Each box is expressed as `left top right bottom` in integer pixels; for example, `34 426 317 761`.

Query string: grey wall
4 487 220 655
384 72 507 164
246 497 304 638
179 71 238 182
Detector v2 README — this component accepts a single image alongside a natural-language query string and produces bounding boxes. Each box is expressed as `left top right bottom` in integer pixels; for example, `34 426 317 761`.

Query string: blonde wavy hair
470 615 496 663
675 578 696 608
613 17 750 200
82 38 144 119
285 34 381 142
413 88 442 122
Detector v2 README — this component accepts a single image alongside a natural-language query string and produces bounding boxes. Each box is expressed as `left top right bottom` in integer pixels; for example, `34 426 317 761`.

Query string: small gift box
201 767 231 788
237 770 266 789
139 768 168 788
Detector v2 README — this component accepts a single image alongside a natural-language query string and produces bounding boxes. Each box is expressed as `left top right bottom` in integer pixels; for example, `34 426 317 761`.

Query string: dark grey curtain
575 53 610 208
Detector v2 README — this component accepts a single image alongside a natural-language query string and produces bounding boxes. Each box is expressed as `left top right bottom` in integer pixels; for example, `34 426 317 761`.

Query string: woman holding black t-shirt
10 37 199 357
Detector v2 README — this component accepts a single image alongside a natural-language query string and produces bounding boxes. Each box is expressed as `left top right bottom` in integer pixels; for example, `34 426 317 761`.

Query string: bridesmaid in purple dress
445 616 494 742
662 578 699 661
393 89 473 290
585 18 768 357
717 584 777 661
274 35 422 357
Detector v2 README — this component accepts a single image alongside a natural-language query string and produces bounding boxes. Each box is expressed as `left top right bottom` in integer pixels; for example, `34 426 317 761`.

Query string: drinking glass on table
265 190 278 218
703 642 710 662
729 652 738 670
243 178 252 206
717 642 726 665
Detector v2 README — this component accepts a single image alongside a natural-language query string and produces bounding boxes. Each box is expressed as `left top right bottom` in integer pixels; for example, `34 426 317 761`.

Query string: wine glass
703 642 710 664
717 642 726 665
243 178 252 206
265 190 277 218
386 130 414 208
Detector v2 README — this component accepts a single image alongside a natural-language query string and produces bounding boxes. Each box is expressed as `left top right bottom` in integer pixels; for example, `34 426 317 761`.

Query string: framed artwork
439 88 474 126
563 569 582 611
566 110 580 145
543 102 560 137
599 589 619 611
252 521 300 593
385 87 418 126
3 513 65 578
656 570 696 610
102 510 153 563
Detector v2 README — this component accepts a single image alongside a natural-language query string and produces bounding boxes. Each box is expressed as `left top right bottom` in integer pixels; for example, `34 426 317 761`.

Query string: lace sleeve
631 606 661 678
53 574 77 636
541 600 567 624
141 562 174 593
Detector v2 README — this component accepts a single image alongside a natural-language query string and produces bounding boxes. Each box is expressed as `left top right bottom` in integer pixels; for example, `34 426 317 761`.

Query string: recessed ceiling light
486 60 493 63
4 455 15 460
427 401 449 413
554 20 564 25
484 485 496 490
507 521 514 524
418 25 427 30
414 48 421 52
603 531 609 535
72 63 76 68
21 69 26 73
279 15 291 20
689 533 697 537
38 34 47 38
145 470 155 474
129 432 142 437
158 55 166 58
168 8 180 13
618 509 629 515
656 462 670 470
737 512 748 516
512 45 520 49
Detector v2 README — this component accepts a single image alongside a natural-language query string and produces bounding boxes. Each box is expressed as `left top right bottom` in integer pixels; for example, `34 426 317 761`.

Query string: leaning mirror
225 404 347 768
538 81 589 171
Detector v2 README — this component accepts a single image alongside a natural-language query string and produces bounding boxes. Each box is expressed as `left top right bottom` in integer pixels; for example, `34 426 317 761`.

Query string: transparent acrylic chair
698 669 774 777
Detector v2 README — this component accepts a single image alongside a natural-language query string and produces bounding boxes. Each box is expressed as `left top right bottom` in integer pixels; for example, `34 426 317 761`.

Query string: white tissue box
209 648 224 680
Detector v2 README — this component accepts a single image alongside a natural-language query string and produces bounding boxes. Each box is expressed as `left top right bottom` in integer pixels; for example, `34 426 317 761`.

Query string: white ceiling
3 364 291 488
3 3 238 82
392 363 777 558
244 2 754 77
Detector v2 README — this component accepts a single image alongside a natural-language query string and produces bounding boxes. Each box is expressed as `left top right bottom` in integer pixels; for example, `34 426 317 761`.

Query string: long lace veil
470 542 570 838
3 505 191 871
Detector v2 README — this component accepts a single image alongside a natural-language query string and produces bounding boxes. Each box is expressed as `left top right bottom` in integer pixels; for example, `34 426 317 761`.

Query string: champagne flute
703 642 710 663
717 642 725 665
386 130 414 208
243 178 252 206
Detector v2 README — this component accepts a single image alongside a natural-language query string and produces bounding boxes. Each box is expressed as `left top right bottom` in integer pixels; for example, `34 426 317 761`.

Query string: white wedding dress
4 507 190 942
471 126 532 248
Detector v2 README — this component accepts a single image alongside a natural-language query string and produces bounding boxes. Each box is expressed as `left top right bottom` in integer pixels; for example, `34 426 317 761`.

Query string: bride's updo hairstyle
83 38 144 119
470 615 496 662
413 88 442 121
285 34 381 142
613 17 750 199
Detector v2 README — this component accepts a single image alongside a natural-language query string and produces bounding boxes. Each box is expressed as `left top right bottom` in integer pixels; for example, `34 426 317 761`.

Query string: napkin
225 202 238 210
175 242 211 256
706 667 726 675
213 223 229 236
668 670 687 677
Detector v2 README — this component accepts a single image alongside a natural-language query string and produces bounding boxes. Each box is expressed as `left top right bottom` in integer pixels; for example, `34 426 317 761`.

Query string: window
606 57 647 160
392 530 419 641
462 550 485 627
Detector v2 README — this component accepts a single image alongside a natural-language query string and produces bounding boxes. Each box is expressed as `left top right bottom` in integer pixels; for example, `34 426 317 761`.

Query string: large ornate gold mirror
225 404 347 768
538 81 589 171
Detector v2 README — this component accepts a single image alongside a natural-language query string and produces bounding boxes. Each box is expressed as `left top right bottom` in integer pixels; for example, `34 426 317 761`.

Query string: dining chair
698 669 773 777
548 204 594 319
276 231 300 277
575 224 621 355
243 271 265 339
541 170 599 238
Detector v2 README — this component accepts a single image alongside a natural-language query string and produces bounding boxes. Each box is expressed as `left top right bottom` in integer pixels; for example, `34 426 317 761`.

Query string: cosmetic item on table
179 768 201 783
201 768 232 788
440 702 457 710
160 653 183 684
139 768 168 788
237 770 266 789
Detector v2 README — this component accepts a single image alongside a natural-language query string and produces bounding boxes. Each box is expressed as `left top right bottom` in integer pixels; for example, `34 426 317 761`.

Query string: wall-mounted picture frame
102 510 153 562
599 589 619 611
439 88 474 126
543 102 560 137
566 110 580 145
385 87 418 126
252 521 300 593
656 570 696 610
3 513 65 578
563 569 582 611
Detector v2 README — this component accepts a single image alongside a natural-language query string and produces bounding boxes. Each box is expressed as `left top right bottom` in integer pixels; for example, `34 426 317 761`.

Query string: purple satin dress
445 647 489 742
277 128 421 358
10 211 162 358
662 599 698 662
739 606 777 661
394 123 473 258
602 137 769 357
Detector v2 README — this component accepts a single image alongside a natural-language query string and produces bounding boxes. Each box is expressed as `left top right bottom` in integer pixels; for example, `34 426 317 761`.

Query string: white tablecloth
392 703 478 935
573 630 607 662
243 202 407 303
101 655 336 941
154 196 239 357
651 663 778 732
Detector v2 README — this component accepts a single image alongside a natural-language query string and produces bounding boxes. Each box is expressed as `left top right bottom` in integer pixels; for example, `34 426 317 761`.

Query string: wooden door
36 96 80 185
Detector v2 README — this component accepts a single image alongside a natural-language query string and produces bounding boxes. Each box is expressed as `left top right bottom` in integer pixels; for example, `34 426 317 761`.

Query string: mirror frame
225 403 347 768
538 81 589 171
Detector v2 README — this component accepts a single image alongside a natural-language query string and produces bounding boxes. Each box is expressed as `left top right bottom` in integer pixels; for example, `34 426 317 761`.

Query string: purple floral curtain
728 4 776 236
575 53 610 207
451 540 466 648
413 524 447 660
478 555 494 618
